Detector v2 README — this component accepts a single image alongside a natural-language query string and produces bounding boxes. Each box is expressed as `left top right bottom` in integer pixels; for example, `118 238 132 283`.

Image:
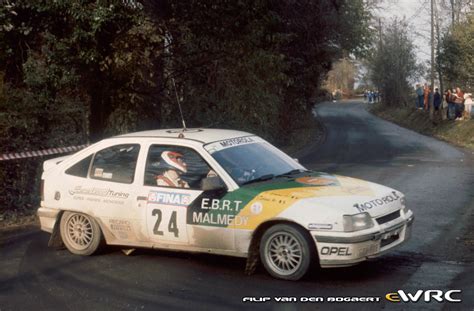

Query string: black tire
60 211 103 256
259 223 314 280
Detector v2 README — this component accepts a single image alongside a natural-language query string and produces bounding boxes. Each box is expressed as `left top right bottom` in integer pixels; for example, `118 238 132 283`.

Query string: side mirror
201 176 226 191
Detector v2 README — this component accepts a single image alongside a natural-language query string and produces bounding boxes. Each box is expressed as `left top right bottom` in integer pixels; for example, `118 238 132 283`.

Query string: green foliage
438 13 474 90
268 0 373 132
369 19 418 106
0 0 372 215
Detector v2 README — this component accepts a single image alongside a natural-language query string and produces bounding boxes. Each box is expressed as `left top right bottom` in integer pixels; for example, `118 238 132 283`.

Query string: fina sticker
102 172 113 179
148 191 191 206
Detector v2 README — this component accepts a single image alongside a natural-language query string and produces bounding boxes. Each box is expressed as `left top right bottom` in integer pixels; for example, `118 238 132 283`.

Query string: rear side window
65 155 93 178
90 144 140 184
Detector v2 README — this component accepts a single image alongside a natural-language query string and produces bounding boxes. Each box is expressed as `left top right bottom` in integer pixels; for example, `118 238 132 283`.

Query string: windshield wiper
241 174 275 186
275 169 307 177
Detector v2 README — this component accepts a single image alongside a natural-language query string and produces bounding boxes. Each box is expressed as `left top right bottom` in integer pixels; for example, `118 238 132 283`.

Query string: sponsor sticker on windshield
205 136 265 154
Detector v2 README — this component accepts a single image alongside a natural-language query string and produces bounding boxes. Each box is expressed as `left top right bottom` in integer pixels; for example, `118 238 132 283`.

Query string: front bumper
313 215 414 268
37 207 61 233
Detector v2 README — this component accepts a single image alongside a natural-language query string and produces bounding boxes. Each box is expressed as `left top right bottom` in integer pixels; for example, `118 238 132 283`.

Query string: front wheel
60 211 103 256
259 224 314 280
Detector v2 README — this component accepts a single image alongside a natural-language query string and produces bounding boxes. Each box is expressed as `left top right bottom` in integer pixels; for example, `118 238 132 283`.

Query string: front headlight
343 212 374 232
401 197 409 215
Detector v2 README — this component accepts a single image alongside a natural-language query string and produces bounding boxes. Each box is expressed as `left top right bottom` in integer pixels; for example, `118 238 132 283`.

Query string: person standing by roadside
464 93 472 119
415 84 424 109
453 87 465 120
433 88 441 113
445 89 454 119
423 84 430 111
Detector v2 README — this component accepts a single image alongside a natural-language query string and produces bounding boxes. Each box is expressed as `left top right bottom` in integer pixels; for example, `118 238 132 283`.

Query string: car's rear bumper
37 207 60 233
313 215 414 268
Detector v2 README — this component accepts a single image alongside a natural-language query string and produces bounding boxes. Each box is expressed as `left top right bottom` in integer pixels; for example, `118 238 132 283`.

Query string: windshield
205 136 306 186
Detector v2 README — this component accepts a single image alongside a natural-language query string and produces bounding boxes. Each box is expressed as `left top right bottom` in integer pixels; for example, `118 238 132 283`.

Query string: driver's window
144 145 224 190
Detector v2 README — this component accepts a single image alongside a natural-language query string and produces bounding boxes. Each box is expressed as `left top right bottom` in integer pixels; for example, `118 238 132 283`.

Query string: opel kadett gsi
38 129 414 280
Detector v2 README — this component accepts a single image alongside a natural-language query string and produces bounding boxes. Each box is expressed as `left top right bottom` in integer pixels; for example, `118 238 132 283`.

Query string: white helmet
160 151 187 173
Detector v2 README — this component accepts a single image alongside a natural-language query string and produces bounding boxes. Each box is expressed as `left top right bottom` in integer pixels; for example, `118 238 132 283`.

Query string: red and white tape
0 144 89 161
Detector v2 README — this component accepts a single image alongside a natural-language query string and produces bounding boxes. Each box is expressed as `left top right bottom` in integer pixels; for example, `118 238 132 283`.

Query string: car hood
234 172 403 229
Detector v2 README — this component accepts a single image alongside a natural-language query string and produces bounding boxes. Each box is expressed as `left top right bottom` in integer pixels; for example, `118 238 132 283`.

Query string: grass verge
371 104 474 150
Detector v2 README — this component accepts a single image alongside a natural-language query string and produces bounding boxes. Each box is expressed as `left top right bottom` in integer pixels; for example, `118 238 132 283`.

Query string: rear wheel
60 211 102 255
259 224 314 280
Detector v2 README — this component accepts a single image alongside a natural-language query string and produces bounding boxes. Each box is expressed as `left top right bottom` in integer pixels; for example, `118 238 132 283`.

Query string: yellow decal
385 293 401 302
232 176 374 230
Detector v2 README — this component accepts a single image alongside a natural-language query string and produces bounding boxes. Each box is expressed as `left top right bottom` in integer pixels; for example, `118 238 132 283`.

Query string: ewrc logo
148 191 191 206
385 290 461 303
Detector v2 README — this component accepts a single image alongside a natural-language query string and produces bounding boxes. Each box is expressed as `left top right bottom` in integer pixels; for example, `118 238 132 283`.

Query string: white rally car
38 129 414 280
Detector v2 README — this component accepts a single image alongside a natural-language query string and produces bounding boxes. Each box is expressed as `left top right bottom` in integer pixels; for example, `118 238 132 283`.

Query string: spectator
453 87 465 120
445 89 455 119
423 84 430 111
415 84 424 109
433 88 441 112
428 86 433 110
464 93 472 119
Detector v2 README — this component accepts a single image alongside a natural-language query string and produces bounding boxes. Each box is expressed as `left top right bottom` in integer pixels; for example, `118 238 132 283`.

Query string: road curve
1 101 473 310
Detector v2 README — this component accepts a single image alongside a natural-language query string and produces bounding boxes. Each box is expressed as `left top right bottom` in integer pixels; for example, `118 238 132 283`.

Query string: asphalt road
1 101 473 310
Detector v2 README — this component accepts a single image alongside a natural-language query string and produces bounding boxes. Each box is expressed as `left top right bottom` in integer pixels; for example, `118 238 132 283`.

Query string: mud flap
244 238 260 275
48 219 65 249
245 253 259 275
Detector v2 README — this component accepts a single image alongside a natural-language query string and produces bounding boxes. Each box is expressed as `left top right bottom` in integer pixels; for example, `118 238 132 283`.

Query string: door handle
137 196 147 201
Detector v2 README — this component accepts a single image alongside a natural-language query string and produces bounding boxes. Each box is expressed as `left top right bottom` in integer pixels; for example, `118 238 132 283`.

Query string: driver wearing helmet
155 151 190 188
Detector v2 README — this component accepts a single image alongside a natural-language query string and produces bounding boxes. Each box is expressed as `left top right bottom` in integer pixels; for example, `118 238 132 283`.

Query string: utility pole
434 0 444 120
430 0 435 89
430 0 435 116
378 18 383 48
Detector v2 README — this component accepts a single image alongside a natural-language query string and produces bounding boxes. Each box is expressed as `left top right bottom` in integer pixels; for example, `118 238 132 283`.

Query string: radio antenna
171 77 187 130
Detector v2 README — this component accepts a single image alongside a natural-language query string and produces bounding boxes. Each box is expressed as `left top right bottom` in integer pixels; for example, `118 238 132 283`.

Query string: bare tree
324 58 357 97
439 0 472 25
369 19 419 106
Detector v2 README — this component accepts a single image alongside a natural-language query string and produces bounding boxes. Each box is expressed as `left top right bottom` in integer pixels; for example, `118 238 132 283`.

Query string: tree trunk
88 74 110 142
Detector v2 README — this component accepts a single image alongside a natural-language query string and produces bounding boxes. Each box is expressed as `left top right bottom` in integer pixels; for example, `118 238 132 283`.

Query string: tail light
40 179 44 201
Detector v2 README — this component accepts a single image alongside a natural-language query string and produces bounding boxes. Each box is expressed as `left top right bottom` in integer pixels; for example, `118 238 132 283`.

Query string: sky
354 0 436 88
377 0 434 66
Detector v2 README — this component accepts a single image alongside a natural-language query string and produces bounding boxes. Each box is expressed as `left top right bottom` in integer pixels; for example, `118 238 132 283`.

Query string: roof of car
118 128 253 144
